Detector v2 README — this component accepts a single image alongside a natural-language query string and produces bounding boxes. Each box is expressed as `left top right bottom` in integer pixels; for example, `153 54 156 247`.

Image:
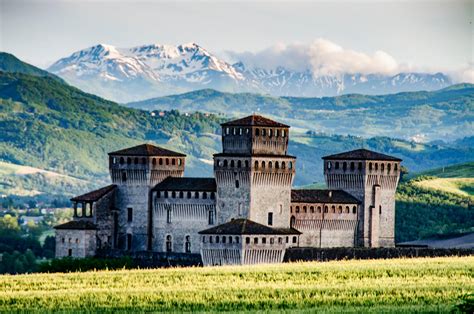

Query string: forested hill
0 54 473 203
128 84 474 142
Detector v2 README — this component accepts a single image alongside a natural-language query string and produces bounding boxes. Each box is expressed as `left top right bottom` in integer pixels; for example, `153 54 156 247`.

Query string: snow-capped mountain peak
47 42 453 103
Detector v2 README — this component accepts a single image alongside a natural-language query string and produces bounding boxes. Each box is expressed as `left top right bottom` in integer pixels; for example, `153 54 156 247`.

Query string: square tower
214 115 296 228
323 149 402 247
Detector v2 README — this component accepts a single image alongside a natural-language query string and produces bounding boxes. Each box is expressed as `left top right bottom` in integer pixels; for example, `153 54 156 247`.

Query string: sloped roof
199 219 301 235
291 189 360 204
153 177 216 192
71 185 116 202
108 144 186 157
322 148 402 161
221 114 289 128
54 220 97 230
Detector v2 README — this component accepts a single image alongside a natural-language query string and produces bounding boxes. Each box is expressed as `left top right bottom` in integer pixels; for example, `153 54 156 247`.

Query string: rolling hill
128 85 474 142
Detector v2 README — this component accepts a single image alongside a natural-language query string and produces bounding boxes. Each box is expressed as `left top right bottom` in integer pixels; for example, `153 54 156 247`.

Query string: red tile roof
108 144 186 157
322 149 402 161
71 185 116 202
222 115 289 128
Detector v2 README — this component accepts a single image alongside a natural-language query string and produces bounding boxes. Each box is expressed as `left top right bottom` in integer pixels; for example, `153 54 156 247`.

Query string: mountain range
48 43 453 103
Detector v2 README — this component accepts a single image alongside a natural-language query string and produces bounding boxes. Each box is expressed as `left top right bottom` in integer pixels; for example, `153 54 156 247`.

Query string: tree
0 214 20 232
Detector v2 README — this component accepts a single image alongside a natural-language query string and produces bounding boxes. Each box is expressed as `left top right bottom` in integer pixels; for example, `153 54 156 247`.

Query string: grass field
0 256 473 313
414 177 474 198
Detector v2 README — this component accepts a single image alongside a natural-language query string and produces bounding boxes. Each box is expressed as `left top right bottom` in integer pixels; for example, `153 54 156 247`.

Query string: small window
379 205 382 215
159 158 163 165
202 236 206 243
255 129 260 136
222 236 226 244
353 206 357 214
262 237 267 244
270 238 274 244
324 206 328 213
237 160 242 168
254 161 259 169
166 235 172 252
268 212 273 226
216 236 220 243
335 162 339 170
127 207 133 222
254 237 258 244
172 159 176 166
230 160 235 167
350 162 355 171
369 163 373 171
331 206 336 213
236 237 240 244
338 206 342 213
343 162 347 171
345 206 350 213
235 180 239 188
179 191 184 198
195 191 199 199
166 158 169 165
358 162 362 170
292 236 297 244
167 208 171 223
164 191 169 198
62 237 65 243
208 210 214 225
172 191 176 198
327 161 332 170
209 236 213 243
296 206 300 213
303 206 307 213
119 157 124 164
134 157 138 165
203 192 207 199
310 206 314 213
142 158 146 164
229 236 233 244
68 249 72 257
127 158 131 165
290 216 296 228
210 192 215 200
317 206 322 213
187 191 192 198
286 236 289 243
178 159 182 166
185 235 191 253
278 237 282 244
121 171 127 182
375 163 379 171
75 238 79 244
246 237 250 244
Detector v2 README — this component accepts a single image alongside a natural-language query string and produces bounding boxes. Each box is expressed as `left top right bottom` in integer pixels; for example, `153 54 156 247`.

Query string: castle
55 114 402 265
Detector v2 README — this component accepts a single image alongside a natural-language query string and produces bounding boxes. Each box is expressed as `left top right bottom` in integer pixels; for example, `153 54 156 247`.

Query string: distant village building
55 115 402 265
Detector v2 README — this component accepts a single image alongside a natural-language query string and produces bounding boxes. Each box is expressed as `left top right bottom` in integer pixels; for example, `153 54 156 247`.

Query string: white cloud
450 64 474 83
226 38 401 76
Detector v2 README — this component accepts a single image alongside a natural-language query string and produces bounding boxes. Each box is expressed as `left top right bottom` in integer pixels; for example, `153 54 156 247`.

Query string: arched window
338 206 342 213
245 128 250 134
209 236 213 243
262 237 266 244
239 128 243 136
303 206 307 213
224 160 228 167
159 158 163 165
233 128 236 135
164 191 169 198
310 206 314 213
350 162 355 171
245 160 249 168
324 206 328 213
216 236 220 243
387 163 391 173
187 191 192 198
235 237 239 244
290 216 296 228
268 161 272 169
195 191 199 199
345 206 350 213
275 161 280 169
127 158 131 165
203 192 207 199
276 129 279 137
179 191 184 198
331 206 336 213
375 163 379 171
343 162 347 171
395 163 398 171
327 161 332 170
185 236 191 253
230 160 235 167
255 161 259 169
262 161 266 169
229 236 233 243
255 129 260 136
369 163 373 171
166 207 171 223
353 206 357 214
335 162 339 170
282 130 286 137
358 162 362 170
289 161 293 169
202 236 206 243
381 163 385 172
171 191 176 198
119 157 124 164
246 237 250 244
156 191 161 198
226 127 230 135
262 129 266 136
296 206 300 213
237 160 242 168
210 192 215 200
134 157 138 165
166 158 169 165
166 235 172 252
317 206 322 213
269 129 272 137
141 158 146 164
178 159 182 166
282 162 286 169
235 180 239 188
172 159 176 166
222 236 226 244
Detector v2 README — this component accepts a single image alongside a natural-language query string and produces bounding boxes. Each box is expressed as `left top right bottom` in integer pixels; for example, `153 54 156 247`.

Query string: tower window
229 236 233 243
375 163 379 171
262 237 266 244
202 236 206 243
210 192 215 200
276 129 279 137
350 162 355 171
245 160 249 168
134 157 138 165
159 158 163 165
246 237 250 244
187 191 192 198
317 206 322 213
345 206 350 213
68 249 72 257
324 206 328 213
254 237 258 244
338 206 342 213
296 206 300 213
119 157 124 164
172 191 176 198
172 159 176 166
216 236 220 243
235 180 239 188
268 161 272 169
282 162 286 169
262 129 266 136
269 129 272 137
185 235 191 253
164 191 169 198
343 162 347 171
381 163 385 172
282 130 286 137
289 161 293 169
222 236 226 244
178 159 182 166
275 161 279 169
292 236 297 244
268 212 273 226
254 161 259 169
327 161 332 170
395 163 398 171
195 191 199 199
335 162 339 169
290 216 296 228
353 206 357 214
262 161 266 169
387 163 391 173
166 158 169 165
127 158 131 165
230 160 235 167
226 127 230 135
127 208 133 222
310 206 314 213
237 160 242 168
166 208 171 223
303 206 307 213
379 205 382 215
179 191 184 198
358 162 362 170
255 129 260 136
121 171 127 182
208 210 214 225
203 192 207 199
236 237 240 244
166 235 172 252
142 158 146 164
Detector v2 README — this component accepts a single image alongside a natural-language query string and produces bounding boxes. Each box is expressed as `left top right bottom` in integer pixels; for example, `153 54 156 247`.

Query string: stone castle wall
55 229 96 258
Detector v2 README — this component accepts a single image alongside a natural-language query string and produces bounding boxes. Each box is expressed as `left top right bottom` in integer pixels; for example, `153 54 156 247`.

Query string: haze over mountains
48 43 453 103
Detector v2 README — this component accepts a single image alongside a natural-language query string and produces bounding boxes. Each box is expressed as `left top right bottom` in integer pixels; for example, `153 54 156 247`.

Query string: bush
39 256 135 273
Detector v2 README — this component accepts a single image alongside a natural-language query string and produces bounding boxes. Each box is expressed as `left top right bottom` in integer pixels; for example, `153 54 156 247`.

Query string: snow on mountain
48 43 453 103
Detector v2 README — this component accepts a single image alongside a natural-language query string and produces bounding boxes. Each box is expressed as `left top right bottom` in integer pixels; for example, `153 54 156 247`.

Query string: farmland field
0 256 473 313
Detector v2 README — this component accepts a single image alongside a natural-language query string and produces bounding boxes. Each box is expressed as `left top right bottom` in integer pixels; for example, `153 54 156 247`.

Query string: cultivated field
0 256 473 313
414 177 474 198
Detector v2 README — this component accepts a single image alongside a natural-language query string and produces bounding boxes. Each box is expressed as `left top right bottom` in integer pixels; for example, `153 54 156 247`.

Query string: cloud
226 39 401 76
450 63 474 83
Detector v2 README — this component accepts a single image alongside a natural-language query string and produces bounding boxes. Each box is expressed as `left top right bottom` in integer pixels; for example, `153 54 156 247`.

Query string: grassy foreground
0 256 473 313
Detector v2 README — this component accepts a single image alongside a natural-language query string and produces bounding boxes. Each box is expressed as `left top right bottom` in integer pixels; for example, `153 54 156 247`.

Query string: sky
1 0 472 80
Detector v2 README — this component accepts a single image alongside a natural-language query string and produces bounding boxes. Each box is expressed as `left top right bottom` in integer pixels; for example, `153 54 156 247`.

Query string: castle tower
322 149 401 247
108 144 186 251
214 115 296 228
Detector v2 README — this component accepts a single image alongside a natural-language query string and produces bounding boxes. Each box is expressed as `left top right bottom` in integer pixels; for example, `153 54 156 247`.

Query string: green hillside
0 52 64 83
409 162 474 179
128 85 474 141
